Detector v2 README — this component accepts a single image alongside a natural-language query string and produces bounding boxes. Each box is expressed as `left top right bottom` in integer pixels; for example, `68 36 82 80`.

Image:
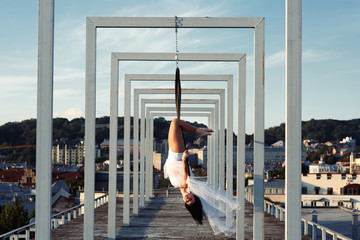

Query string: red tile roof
51 170 84 184
0 169 24 183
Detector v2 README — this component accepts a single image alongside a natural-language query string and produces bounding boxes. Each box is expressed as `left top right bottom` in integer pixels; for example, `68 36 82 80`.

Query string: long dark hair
185 194 204 224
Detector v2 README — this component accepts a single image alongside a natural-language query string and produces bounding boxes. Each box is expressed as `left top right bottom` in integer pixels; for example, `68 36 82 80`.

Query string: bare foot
195 128 213 138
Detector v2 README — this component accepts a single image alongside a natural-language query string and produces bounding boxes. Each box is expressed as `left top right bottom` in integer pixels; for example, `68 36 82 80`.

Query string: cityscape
1 0 359 239
1 117 360 238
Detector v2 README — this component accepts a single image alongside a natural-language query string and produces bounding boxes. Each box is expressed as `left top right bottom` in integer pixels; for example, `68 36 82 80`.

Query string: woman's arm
179 150 190 195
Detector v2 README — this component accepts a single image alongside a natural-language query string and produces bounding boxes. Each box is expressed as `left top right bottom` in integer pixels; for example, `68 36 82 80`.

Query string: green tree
269 167 285 179
0 198 29 234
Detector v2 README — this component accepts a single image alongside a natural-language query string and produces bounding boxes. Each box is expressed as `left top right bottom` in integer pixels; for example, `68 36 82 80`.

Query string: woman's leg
168 118 196 153
168 118 213 153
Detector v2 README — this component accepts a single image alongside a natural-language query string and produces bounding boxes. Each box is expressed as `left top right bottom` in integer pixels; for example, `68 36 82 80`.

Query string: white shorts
163 148 189 188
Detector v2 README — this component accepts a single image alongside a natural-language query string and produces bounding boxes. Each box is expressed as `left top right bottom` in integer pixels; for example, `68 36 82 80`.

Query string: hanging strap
174 16 189 172
175 66 191 173
175 67 186 147
175 67 181 120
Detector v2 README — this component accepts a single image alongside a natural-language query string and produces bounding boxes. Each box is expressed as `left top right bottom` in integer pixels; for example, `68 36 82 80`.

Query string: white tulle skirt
163 149 239 236
188 177 238 236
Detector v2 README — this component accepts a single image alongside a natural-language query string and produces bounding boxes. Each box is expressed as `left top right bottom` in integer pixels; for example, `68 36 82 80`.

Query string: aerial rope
175 16 181 120
174 16 189 170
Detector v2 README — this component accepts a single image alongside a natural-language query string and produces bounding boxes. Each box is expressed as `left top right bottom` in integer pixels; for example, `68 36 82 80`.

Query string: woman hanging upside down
163 118 239 236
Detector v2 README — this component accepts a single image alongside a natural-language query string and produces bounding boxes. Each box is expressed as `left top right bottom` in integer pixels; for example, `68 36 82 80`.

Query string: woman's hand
195 128 213 138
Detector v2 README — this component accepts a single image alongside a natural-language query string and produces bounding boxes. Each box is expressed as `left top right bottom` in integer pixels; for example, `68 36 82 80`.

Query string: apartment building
52 139 85 166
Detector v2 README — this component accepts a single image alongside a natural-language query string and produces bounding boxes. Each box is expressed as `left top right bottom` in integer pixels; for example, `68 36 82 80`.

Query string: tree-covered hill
0 117 359 163
265 118 360 145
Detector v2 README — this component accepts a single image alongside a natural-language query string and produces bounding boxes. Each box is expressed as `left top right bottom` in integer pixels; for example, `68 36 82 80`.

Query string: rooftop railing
0 194 108 240
245 192 351 240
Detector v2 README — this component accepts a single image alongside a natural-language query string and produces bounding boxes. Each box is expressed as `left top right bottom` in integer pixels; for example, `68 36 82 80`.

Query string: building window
353 174 357 180
327 173 332 180
316 174 321 180
342 173 346 180
314 187 320 195
327 187 333 195
302 187 307 194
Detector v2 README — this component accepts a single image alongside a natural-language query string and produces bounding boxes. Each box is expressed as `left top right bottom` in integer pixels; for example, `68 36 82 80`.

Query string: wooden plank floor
52 189 310 239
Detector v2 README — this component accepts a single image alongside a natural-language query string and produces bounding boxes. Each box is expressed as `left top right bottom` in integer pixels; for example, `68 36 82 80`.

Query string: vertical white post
208 113 212 184
226 76 234 226
236 57 246 240
133 87 140 214
214 103 219 189
36 0 54 239
140 93 146 207
285 0 302 239
145 108 151 201
108 54 118 238
150 118 154 195
84 17 96 240
253 18 265 240
124 74 131 226
210 110 215 187
219 91 226 191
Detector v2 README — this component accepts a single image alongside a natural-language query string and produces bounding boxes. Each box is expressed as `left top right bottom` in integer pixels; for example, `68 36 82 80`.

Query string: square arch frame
133 88 224 204
108 53 246 235
144 106 216 201
124 73 232 209
138 98 220 210
86 17 264 239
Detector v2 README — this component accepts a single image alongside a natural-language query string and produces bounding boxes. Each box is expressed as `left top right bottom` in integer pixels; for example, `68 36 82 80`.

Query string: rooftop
51 188 311 239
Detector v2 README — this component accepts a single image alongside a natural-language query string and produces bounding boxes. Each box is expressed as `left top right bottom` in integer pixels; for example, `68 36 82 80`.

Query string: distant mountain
265 118 360 146
0 117 359 163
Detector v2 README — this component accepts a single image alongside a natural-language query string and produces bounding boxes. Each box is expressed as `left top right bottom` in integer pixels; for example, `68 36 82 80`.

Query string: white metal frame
139 98 220 209
109 86 226 235
145 106 216 200
124 73 232 213
133 88 224 208
36 1 54 239
85 18 263 239
107 52 247 239
33 7 303 240
285 0 302 239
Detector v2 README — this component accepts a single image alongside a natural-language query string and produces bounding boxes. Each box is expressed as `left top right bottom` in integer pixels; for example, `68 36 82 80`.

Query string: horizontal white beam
88 17 264 28
134 88 225 95
126 74 233 81
113 52 245 62
142 99 218 104
146 106 214 112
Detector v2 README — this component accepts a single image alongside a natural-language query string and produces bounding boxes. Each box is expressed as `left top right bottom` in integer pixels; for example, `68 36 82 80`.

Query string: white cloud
303 49 331 63
266 50 285 68
54 108 84 120
0 75 36 99
54 66 85 82
54 88 78 99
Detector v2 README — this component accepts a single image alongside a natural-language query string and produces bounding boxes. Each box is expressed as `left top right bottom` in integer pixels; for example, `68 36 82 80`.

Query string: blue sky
0 0 359 134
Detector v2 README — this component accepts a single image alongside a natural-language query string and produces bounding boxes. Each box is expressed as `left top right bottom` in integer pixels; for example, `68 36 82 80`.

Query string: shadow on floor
115 197 166 239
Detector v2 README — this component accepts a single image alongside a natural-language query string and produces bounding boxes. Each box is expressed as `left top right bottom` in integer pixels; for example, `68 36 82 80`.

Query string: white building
195 147 207 166
340 136 356 151
302 172 360 208
235 146 306 166
100 138 134 154
309 156 331 173
153 151 167 171
52 139 85 166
